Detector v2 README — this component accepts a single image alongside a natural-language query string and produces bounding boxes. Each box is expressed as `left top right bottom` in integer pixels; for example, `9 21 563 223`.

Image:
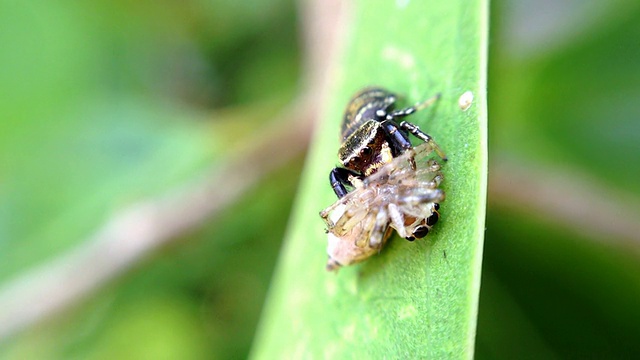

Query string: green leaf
252 0 488 358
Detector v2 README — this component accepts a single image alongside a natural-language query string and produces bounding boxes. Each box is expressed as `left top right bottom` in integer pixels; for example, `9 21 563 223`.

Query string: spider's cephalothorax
328 87 446 240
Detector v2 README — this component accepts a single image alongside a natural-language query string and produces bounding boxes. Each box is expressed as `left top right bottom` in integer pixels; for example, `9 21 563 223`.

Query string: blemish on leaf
458 90 474 111
398 304 418 320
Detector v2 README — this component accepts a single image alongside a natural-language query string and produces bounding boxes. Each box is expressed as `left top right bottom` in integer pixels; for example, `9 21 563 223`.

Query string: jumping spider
329 87 447 241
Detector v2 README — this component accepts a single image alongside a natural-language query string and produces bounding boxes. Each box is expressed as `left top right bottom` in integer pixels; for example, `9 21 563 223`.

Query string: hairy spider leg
375 93 441 121
378 92 447 161
398 121 447 161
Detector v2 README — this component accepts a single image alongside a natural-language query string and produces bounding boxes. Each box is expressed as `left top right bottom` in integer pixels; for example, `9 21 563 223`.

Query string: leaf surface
253 0 488 358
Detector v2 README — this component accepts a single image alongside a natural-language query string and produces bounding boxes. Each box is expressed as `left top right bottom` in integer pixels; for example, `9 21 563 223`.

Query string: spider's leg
387 203 408 239
380 121 413 161
398 120 447 161
399 185 445 205
387 93 441 119
329 167 362 198
332 203 369 237
368 210 390 249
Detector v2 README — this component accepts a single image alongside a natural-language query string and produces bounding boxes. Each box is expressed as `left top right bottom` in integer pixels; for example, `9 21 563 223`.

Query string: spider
329 87 446 241
321 143 445 270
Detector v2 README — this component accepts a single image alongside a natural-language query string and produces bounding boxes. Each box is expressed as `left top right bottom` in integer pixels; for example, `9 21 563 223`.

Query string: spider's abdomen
341 87 397 140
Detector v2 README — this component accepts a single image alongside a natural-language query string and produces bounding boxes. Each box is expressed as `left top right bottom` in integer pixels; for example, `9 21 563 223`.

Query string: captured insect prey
320 87 447 271
321 144 445 270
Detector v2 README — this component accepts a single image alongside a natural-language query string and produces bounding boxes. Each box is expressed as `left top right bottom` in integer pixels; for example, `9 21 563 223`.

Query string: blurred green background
1 0 639 358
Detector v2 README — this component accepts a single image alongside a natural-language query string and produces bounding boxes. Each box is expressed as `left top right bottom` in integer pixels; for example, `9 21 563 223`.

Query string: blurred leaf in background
1 0 640 358
477 0 640 358
0 0 301 358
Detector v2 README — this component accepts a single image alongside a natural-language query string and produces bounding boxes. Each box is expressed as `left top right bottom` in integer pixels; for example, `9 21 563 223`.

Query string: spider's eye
362 146 373 156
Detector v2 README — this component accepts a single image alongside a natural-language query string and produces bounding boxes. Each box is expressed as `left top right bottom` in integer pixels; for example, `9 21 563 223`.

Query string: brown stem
490 160 640 250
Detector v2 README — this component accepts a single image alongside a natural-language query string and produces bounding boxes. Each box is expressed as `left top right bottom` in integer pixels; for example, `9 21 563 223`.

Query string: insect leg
368 208 390 249
387 203 408 239
400 188 445 205
335 205 369 237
